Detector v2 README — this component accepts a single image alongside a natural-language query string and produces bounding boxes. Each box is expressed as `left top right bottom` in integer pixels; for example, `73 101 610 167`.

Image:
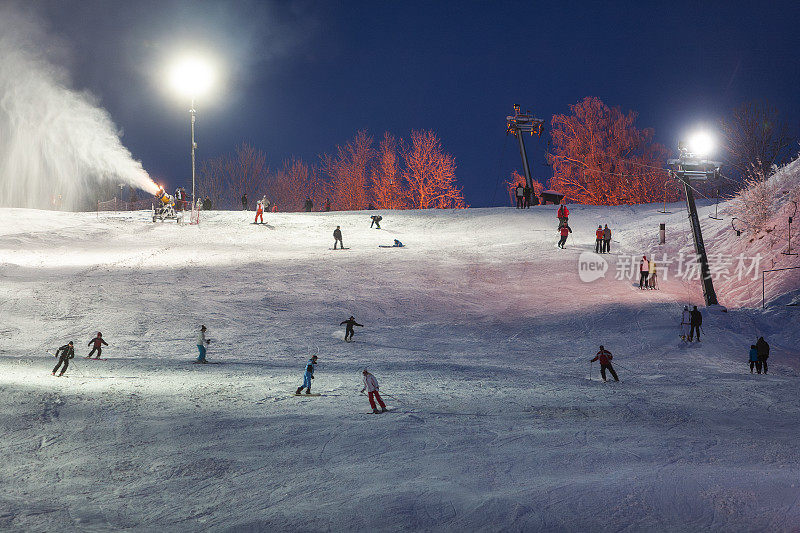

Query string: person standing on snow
756 336 769 374
639 255 650 289
681 306 692 341
749 344 761 374
295 355 318 395
333 226 344 249
648 258 658 290
370 215 382 229
595 225 604 253
196 325 211 363
241 193 248 210
52 341 74 376
603 224 611 253
361 369 387 413
254 199 264 224
590 345 619 382
557 203 569 224
515 183 524 209
557 222 572 249
688 306 702 342
86 332 108 359
340 316 363 342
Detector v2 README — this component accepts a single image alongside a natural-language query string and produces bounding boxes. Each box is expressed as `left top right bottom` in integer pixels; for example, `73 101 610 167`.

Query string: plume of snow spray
0 6 159 210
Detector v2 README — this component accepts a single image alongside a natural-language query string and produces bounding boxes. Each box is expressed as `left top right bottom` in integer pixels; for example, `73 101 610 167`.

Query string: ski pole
589 360 593 381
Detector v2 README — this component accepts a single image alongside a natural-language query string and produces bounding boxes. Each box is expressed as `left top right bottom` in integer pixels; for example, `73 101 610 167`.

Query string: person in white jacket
639 255 650 289
680 306 692 341
196 325 211 363
360 369 387 414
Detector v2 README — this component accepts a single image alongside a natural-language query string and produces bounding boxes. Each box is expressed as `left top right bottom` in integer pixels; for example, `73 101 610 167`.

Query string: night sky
36 0 800 207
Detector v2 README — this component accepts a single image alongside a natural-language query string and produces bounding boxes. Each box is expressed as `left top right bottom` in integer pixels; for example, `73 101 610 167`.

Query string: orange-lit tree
321 130 374 211
371 132 407 209
548 97 673 205
267 157 321 212
401 130 465 209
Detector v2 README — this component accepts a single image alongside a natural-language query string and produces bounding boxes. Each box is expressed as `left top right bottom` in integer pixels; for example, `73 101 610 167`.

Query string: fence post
762 272 765 310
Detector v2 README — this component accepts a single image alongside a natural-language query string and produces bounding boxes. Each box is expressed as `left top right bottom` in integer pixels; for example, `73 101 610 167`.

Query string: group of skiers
594 224 612 253
639 255 659 290
557 203 572 248
514 183 539 208
51 332 110 376
680 306 703 341
748 337 770 374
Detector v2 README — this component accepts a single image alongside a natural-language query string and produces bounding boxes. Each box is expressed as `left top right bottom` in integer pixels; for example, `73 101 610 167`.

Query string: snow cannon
152 187 182 223
155 187 176 207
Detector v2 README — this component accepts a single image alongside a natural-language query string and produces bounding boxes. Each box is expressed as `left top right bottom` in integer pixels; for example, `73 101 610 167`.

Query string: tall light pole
170 56 214 221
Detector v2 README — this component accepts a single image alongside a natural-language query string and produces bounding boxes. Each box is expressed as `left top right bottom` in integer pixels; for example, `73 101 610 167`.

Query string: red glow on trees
321 130 374 211
371 132 406 209
548 97 675 205
402 130 465 209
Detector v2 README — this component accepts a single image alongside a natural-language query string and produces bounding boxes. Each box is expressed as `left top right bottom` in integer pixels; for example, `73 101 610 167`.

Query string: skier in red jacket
595 225 604 253
557 203 569 224
557 222 572 249
254 199 264 224
86 332 108 359
590 345 619 382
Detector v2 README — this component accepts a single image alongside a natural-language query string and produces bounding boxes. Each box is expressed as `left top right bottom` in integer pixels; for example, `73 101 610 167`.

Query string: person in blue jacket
393 239 404 247
749 344 761 374
295 355 318 394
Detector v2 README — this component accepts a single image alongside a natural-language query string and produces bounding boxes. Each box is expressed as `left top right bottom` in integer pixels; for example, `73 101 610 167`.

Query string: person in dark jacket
325 198 331 212
370 215 382 229
53 341 75 376
333 226 344 249
749 345 761 374
557 222 572 248
304 198 313 212
241 193 248 210
688 306 702 342
340 316 363 342
756 336 769 374
86 332 108 359
295 355 318 395
602 224 611 253
523 186 532 208
590 345 619 382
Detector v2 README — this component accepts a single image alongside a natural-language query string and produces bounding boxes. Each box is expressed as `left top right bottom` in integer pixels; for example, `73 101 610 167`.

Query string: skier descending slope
196 325 212 363
340 316 363 342
52 341 74 376
296 355 318 395
254 199 264 224
361 369 387 413
557 222 572 249
85 332 108 359
590 345 619 382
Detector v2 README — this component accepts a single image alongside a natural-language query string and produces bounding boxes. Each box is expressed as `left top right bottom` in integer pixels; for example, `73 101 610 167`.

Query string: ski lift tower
506 104 544 201
667 133 722 306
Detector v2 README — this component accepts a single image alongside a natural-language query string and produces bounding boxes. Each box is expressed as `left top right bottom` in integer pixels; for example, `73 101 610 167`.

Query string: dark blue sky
40 0 800 206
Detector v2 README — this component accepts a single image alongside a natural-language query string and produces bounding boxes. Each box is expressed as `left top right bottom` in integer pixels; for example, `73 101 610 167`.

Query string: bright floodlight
169 57 214 98
688 131 714 156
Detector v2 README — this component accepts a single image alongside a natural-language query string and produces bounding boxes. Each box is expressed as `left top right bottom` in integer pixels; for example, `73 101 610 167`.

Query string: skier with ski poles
340 316 363 342
590 345 619 382
360 368 387 413
86 332 108 359
196 325 212 363
295 355 318 395
52 341 75 376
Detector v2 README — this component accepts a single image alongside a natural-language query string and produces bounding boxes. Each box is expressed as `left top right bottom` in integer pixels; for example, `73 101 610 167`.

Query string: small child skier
86 332 108 359
590 345 619 382
296 355 318 395
361 369 387 413
196 325 211 363
53 341 75 376
749 344 761 374
340 316 363 342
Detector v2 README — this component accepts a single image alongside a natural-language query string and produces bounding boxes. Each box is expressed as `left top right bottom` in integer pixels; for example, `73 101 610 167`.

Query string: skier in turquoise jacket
296 355 318 394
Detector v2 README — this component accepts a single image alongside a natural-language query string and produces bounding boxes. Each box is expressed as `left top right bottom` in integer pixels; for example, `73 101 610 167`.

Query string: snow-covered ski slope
0 203 798 532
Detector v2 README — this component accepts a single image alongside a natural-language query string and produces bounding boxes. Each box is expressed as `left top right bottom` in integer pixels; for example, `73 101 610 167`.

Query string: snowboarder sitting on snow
557 203 569 224
392 239 404 247
86 332 108 359
749 344 761 374
595 225 604 253
557 222 572 249
680 306 691 341
296 355 318 395
361 369 387 413
341 316 363 342
333 226 344 249
196 325 211 363
688 306 702 342
370 215 382 229
756 336 769 374
590 345 619 382
639 255 650 289
603 224 611 253
53 341 74 376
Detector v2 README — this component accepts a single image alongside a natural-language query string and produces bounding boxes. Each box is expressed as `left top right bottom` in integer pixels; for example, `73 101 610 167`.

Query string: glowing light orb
169 56 215 98
687 131 714 157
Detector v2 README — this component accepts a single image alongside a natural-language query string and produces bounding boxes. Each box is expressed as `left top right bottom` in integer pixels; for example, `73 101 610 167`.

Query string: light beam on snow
0 6 159 211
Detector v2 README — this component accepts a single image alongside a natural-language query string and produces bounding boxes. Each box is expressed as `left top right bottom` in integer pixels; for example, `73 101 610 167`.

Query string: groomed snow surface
1 203 798 531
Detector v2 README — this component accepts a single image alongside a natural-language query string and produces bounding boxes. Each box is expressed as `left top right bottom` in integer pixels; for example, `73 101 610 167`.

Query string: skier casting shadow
86 332 108 359
53 341 75 376
590 345 619 382
296 355 318 395
333 226 344 249
340 316 363 342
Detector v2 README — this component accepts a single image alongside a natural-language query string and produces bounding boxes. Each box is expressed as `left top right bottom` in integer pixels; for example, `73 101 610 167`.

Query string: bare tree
321 130 374 211
720 101 795 183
